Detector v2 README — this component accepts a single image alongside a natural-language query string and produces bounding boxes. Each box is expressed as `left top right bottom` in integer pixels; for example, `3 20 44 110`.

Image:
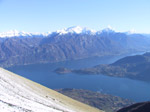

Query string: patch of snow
0 68 75 112
126 29 137 34
101 25 115 33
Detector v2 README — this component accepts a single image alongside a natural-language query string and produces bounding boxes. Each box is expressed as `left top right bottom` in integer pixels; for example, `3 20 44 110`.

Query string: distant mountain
0 26 149 38
55 26 96 35
0 26 150 67
117 101 150 112
0 26 110 38
57 52 150 82
56 88 134 112
0 68 102 112
0 30 46 38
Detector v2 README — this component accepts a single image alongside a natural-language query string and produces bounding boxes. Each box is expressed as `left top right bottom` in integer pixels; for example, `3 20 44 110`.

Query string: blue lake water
6 53 150 102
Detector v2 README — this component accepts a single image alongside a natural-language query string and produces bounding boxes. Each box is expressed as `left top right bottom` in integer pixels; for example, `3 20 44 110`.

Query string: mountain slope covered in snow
0 68 103 112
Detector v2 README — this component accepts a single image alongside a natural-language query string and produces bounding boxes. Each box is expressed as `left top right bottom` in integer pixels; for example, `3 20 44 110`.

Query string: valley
1 27 150 112
6 53 150 102
1 0 150 111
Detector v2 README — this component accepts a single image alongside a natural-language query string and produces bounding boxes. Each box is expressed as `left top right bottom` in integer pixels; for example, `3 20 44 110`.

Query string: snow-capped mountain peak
56 26 96 35
0 30 33 38
66 26 84 33
101 25 115 33
0 30 47 38
0 26 140 38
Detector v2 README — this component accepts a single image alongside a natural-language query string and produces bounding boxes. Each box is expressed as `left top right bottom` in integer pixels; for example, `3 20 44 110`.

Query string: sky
0 0 150 33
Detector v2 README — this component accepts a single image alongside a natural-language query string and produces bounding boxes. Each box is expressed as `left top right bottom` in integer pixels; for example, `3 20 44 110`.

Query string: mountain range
0 26 150 67
0 26 117 38
0 26 148 38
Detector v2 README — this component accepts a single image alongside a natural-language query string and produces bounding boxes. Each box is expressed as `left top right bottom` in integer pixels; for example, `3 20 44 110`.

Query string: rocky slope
0 68 103 112
56 89 134 112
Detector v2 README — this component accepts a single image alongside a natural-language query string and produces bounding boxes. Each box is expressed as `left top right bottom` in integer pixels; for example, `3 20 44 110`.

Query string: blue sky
0 0 150 33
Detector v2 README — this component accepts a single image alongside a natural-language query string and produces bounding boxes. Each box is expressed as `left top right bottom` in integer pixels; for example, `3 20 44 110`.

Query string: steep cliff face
0 68 102 112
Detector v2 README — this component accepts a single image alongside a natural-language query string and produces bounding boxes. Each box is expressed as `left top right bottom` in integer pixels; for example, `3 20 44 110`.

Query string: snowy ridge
56 26 96 35
1 26 142 38
0 68 102 112
101 26 115 33
0 30 48 38
0 26 114 38
0 30 32 38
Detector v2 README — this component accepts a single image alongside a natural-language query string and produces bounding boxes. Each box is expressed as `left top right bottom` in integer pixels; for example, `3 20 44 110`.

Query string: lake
6 52 150 102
